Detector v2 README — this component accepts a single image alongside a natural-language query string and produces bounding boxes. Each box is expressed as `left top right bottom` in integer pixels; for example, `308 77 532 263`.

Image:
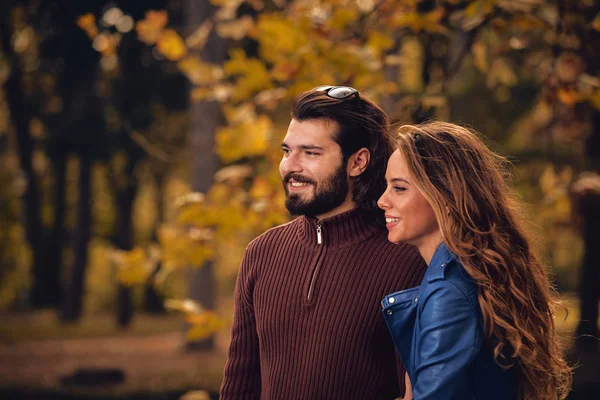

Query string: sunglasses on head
312 85 360 101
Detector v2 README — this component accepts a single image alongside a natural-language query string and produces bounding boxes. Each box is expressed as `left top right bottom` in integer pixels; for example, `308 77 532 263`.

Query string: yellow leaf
539 165 556 194
249 176 272 200
254 88 287 110
254 14 309 62
472 41 488 73
77 13 99 39
135 10 169 45
145 10 169 29
487 58 517 87
180 390 212 400
225 50 272 100
94 33 120 56
178 57 223 85
114 247 152 286
173 192 206 209
158 224 215 269
271 62 299 82
399 37 424 93
328 8 358 30
136 21 162 45
207 182 238 204
554 194 571 222
190 85 233 103
156 29 187 61
216 114 272 163
165 298 203 314
190 87 213 102
223 103 256 124
391 9 447 34
465 0 496 18
367 31 394 55
216 16 254 40
214 164 254 183
185 20 214 49
185 310 224 341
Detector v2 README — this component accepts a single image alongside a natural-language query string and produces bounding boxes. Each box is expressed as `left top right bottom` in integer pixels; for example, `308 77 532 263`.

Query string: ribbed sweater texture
220 208 426 400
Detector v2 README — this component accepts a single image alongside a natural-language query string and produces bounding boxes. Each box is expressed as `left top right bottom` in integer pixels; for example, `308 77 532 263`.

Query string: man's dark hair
291 89 393 222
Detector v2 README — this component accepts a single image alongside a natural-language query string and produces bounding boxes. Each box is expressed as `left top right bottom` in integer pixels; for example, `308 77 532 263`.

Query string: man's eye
306 151 320 156
282 148 290 154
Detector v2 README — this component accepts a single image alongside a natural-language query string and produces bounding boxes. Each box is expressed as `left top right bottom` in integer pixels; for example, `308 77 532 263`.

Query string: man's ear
347 147 370 177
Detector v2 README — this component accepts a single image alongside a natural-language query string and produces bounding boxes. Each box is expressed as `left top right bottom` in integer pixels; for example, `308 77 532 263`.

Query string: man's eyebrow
281 143 325 150
299 145 324 150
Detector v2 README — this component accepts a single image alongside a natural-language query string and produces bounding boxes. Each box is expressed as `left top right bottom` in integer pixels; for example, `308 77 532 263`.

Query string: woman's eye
393 186 406 192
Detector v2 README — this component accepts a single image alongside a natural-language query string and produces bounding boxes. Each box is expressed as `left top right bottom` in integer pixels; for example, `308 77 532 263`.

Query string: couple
220 87 571 400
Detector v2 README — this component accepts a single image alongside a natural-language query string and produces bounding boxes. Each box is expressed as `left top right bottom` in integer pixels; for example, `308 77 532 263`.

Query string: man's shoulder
245 216 301 253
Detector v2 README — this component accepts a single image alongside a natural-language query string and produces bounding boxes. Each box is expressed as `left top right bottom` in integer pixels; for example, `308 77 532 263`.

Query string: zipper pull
316 220 322 244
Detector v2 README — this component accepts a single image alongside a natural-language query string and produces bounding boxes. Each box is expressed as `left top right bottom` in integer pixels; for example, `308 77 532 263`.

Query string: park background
0 0 599 399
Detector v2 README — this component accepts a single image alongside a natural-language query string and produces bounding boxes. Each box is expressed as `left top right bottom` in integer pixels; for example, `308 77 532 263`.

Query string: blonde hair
394 121 572 400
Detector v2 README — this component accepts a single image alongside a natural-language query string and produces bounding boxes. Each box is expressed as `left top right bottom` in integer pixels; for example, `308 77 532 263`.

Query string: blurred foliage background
0 0 599 398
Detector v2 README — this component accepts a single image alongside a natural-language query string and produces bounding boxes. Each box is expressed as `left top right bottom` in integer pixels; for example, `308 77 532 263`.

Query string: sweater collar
298 207 382 248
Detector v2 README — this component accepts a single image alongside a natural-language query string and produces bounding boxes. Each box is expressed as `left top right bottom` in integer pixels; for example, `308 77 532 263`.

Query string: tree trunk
577 108 600 352
59 156 93 322
144 171 166 314
41 148 68 307
2 27 47 309
576 197 600 352
115 157 138 328
184 0 227 350
560 0 600 352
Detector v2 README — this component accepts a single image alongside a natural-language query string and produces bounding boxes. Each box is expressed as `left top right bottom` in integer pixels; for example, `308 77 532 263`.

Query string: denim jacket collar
425 242 458 283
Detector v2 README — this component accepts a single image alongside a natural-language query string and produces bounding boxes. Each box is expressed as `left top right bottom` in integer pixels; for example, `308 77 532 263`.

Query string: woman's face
378 149 441 249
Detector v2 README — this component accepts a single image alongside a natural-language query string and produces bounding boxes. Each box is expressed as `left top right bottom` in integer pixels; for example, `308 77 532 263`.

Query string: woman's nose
377 191 389 210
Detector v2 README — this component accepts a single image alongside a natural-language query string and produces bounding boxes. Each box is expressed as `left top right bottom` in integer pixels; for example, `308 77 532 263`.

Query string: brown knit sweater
220 207 426 400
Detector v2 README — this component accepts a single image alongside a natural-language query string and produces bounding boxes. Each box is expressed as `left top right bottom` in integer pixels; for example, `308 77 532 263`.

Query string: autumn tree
75 0 599 342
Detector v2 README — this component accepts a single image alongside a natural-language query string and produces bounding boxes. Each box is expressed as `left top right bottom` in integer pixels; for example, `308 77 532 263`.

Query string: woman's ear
348 148 370 177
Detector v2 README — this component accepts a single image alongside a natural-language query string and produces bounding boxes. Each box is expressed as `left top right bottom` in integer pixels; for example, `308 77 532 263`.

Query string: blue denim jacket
382 243 515 399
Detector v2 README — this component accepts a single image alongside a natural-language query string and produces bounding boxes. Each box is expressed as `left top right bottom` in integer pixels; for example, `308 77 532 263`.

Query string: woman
377 121 571 400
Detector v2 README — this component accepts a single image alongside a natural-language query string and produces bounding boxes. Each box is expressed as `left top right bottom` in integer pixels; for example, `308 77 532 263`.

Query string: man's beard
283 162 349 217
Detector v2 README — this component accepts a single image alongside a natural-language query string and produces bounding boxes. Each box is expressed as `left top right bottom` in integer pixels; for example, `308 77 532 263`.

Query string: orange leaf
557 88 584 106
77 13 99 39
156 29 188 61
135 10 169 45
145 10 169 29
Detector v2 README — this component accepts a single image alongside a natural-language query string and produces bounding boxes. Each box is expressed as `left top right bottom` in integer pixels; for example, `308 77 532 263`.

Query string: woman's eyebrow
389 177 410 184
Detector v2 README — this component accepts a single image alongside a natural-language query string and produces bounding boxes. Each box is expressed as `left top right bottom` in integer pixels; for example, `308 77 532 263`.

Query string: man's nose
281 152 302 175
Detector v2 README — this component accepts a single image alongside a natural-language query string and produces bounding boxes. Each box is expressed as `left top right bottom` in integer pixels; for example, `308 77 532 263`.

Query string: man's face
279 119 350 217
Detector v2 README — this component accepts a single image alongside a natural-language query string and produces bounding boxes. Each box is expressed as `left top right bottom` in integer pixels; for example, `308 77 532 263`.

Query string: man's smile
287 181 312 192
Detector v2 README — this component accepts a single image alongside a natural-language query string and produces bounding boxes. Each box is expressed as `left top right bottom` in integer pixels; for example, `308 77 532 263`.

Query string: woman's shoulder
421 257 478 306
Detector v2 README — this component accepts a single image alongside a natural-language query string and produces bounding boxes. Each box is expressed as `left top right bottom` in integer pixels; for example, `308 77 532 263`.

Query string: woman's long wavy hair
393 121 572 400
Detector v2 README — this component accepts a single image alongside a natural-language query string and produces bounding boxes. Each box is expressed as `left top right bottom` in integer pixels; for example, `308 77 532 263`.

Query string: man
220 86 426 400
